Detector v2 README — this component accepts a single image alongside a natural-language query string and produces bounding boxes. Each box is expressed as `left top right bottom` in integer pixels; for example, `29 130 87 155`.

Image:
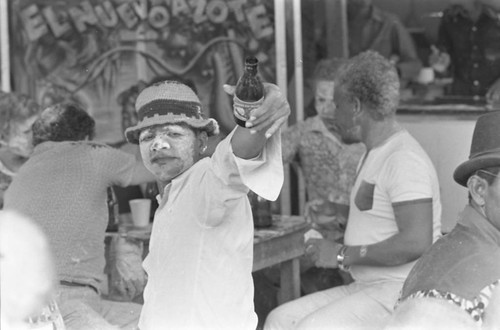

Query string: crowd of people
2 1 500 329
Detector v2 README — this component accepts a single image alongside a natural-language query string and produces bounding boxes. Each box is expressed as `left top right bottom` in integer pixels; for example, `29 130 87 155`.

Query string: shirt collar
458 205 500 246
156 157 207 205
308 115 329 132
308 116 344 144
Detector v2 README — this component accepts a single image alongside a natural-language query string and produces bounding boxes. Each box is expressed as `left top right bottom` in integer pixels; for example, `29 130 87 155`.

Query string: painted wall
374 0 481 232
398 113 479 233
9 0 276 143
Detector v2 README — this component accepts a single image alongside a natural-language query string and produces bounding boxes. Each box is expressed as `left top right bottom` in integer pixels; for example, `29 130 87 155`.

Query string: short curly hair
337 51 400 120
32 102 95 146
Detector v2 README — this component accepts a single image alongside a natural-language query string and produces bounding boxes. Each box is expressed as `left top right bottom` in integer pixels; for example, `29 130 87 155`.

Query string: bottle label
233 95 264 122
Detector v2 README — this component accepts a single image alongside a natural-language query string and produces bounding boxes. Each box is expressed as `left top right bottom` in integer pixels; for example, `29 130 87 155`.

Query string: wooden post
325 0 349 59
274 0 292 216
293 0 306 215
0 0 11 91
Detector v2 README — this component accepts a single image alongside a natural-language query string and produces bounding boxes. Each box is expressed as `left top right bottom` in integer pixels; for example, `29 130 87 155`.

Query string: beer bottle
233 56 264 127
106 187 119 232
248 190 273 228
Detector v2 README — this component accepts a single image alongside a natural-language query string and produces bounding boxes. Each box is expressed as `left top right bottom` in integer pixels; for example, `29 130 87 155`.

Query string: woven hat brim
125 114 219 144
453 155 500 186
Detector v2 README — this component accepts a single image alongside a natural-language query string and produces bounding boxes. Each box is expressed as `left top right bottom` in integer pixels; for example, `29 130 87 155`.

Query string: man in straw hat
125 80 289 329
397 111 500 326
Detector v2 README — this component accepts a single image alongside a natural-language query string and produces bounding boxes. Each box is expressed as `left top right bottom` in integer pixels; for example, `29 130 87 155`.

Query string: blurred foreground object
0 210 64 330
107 235 146 302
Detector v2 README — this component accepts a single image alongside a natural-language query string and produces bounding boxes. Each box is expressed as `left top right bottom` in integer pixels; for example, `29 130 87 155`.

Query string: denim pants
264 280 404 330
56 285 141 330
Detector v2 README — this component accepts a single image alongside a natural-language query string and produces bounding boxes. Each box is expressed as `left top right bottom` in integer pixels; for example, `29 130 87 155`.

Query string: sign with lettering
10 0 275 141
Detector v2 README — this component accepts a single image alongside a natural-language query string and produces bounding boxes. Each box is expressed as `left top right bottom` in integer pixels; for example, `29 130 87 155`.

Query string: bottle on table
107 186 119 232
233 56 264 127
248 190 272 228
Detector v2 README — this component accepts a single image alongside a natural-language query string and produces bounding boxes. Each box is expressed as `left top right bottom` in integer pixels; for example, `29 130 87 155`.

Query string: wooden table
253 215 309 303
109 214 309 304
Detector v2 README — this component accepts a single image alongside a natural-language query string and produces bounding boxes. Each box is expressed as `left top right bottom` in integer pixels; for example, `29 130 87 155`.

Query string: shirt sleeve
89 143 137 187
211 128 284 202
384 151 434 204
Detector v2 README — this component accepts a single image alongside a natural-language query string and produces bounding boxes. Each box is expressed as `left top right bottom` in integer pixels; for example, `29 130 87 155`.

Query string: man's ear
468 175 487 206
197 131 208 154
352 97 362 117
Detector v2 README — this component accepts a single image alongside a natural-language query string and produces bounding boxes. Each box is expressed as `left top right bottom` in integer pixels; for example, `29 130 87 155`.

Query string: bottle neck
245 64 258 75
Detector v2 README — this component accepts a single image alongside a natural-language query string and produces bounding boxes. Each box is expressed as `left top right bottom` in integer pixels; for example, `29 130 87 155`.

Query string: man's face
6 115 38 157
333 85 362 144
483 172 500 231
315 80 335 118
139 124 199 184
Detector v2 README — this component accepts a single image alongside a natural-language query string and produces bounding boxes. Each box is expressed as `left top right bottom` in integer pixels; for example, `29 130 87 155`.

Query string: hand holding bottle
429 45 450 73
223 82 290 138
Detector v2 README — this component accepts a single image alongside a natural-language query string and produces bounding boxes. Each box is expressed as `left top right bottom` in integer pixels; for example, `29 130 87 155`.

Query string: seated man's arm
307 200 433 269
345 199 433 267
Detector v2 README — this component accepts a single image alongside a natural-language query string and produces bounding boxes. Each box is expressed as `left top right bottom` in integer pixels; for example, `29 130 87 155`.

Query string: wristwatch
337 245 350 271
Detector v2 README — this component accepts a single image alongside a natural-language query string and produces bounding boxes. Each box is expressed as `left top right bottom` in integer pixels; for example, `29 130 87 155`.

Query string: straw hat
125 80 219 144
453 111 500 186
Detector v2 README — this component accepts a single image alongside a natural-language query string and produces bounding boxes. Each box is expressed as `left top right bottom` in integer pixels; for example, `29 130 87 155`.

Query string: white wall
398 113 479 233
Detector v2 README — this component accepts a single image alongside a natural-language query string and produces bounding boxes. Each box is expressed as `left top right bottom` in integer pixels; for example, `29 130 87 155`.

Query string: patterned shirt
400 205 500 323
400 280 499 324
281 116 365 205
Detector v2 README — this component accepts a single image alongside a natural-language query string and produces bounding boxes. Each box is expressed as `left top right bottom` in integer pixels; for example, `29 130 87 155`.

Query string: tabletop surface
116 214 308 242
253 215 308 244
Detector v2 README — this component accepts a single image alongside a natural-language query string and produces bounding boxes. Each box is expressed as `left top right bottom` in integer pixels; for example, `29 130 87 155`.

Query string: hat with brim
453 111 500 186
125 80 219 144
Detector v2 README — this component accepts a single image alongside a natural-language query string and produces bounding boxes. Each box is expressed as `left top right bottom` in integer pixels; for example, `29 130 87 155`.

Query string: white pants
264 280 403 330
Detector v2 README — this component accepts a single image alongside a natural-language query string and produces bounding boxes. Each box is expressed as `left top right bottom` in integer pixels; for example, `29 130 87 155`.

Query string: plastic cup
129 199 151 227
417 67 435 85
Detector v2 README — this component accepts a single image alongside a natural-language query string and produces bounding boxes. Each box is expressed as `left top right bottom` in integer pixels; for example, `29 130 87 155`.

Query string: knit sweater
4 141 137 292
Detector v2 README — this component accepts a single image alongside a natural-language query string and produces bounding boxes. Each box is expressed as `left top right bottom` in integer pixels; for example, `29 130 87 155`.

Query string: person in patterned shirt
0 91 41 209
281 58 365 293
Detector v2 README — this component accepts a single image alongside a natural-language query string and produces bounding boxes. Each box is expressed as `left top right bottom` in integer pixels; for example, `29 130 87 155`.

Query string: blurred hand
304 199 337 225
486 78 500 109
109 236 147 301
223 83 290 138
304 238 342 268
429 45 450 73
